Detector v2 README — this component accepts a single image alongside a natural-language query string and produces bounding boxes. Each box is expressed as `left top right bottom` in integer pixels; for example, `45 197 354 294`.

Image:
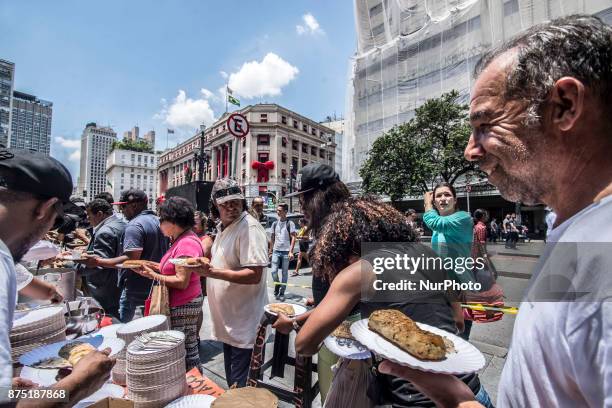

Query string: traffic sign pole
226 113 249 181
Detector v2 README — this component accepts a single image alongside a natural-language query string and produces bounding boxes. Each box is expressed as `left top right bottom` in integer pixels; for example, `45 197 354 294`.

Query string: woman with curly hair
133 196 204 370
278 164 492 407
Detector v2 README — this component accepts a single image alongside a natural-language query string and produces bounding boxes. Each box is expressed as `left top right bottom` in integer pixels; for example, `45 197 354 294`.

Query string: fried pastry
268 303 295 315
332 321 355 340
368 309 447 361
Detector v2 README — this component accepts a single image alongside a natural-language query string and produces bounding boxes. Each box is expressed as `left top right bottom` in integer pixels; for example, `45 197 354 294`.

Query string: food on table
332 321 355 340
368 309 448 361
122 260 160 270
211 387 278 407
58 341 96 366
268 303 295 315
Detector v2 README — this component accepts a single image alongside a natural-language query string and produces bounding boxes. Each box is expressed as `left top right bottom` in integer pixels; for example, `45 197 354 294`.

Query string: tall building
77 123 117 201
0 59 15 148
123 126 139 141
143 130 155 147
346 0 612 184
10 91 53 154
106 149 158 209
158 104 335 206
321 118 345 181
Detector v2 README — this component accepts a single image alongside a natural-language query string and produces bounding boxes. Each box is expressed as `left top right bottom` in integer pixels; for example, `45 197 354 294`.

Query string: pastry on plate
212 387 278 407
267 303 295 315
368 309 448 361
58 341 96 366
122 260 160 270
332 321 355 340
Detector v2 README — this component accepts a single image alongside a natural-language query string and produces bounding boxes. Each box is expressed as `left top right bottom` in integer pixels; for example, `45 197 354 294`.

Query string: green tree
360 90 480 202
111 138 154 153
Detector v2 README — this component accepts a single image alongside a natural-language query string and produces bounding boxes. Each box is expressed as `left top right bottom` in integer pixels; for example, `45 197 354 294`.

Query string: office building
76 123 117 201
10 91 53 154
106 149 158 209
0 59 15 148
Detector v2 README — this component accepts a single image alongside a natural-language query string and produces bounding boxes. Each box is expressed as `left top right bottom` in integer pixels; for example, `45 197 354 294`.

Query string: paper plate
73 384 125 408
94 324 124 339
165 394 216 407
18 366 60 387
264 303 308 317
13 306 64 328
323 336 371 360
126 330 184 355
168 258 207 268
99 337 125 357
19 335 104 367
117 315 168 337
350 319 485 374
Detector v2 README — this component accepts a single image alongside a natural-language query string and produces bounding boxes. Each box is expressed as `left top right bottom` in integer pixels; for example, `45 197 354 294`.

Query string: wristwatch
292 318 301 332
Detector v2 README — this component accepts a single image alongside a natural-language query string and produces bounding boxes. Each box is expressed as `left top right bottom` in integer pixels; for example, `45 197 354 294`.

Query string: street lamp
287 164 294 212
193 126 209 181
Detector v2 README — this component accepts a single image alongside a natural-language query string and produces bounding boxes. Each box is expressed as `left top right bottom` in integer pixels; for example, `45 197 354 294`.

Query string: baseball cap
113 189 148 205
211 178 244 205
285 163 339 198
0 148 73 207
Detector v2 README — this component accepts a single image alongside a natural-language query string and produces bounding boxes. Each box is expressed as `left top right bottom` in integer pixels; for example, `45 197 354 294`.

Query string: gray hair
475 15 612 127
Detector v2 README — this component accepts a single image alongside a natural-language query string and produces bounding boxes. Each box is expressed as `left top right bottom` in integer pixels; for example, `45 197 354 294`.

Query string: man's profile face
252 199 264 214
465 50 550 205
276 205 287 218
217 199 243 225
120 201 140 220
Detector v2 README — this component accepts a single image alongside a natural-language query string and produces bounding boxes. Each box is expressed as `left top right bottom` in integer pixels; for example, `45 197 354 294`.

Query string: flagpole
225 83 229 114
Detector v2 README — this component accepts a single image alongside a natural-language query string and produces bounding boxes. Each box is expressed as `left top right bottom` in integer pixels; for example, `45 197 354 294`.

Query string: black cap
285 163 339 198
113 188 148 205
0 149 73 204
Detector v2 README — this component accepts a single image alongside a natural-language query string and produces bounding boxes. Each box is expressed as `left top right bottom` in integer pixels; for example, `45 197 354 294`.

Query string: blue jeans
222 343 253 388
475 385 495 408
119 289 147 323
270 250 289 296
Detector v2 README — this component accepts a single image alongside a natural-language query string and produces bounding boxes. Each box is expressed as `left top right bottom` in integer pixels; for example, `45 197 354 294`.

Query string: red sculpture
251 160 275 182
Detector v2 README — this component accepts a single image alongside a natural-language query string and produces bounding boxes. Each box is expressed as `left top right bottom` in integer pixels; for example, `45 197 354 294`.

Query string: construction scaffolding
344 0 612 183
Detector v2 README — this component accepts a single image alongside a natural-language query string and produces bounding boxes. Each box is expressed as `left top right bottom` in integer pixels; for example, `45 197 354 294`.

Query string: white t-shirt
15 263 33 291
272 219 296 251
207 212 269 348
498 196 612 407
0 239 16 394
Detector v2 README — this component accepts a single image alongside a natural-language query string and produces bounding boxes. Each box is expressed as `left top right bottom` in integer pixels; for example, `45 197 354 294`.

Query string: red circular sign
227 113 250 138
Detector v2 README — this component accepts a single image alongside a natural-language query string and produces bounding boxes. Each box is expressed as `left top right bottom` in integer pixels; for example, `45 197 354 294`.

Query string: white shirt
207 212 269 348
272 219 296 252
498 196 612 407
15 263 33 291
0 239 16 393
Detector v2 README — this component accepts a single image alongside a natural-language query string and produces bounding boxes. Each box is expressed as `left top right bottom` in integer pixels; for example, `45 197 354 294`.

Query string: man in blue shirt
91 189 168 322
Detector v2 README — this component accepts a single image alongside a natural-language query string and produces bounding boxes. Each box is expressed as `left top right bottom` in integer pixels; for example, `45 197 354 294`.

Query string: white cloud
69 150 81 161
220 71 228 79
296 13 324 35
228 53 299 99
157 89 216 130
55 136 80 149
54 136 81 163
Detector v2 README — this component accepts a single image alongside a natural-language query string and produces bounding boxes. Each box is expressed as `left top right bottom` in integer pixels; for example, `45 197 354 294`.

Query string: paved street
197 241 543 407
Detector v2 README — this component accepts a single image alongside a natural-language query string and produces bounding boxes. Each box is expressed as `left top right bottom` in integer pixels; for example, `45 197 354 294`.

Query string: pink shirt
159 231 203 307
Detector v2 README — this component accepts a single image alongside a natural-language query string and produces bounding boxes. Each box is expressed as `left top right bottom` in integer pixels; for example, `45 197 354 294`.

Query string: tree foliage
360 90 480 202
111 138 154 153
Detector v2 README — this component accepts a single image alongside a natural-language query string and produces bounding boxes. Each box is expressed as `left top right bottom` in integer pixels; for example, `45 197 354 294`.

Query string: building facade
346 0 612 183
76 123 117 201
344 0 612 236
158 104 335 205
10 91 53 154
321 118 345 181
0 59 15 148
106 149 158 209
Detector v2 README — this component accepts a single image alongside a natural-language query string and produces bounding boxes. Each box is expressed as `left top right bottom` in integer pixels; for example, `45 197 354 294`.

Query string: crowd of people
0 13 610 408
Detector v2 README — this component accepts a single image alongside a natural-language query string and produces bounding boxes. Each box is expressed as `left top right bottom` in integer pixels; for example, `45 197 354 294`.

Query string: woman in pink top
135 197 203 369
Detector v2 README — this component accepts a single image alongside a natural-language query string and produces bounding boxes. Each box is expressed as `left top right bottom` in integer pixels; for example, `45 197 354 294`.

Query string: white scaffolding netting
344 0 612 184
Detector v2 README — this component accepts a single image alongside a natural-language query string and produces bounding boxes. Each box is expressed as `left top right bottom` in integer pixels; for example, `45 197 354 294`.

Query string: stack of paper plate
127 330 188 408
10 306 66 361
112 315 169 385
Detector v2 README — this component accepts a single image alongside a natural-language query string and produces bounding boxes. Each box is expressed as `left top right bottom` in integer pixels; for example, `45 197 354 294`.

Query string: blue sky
0 0 356 180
